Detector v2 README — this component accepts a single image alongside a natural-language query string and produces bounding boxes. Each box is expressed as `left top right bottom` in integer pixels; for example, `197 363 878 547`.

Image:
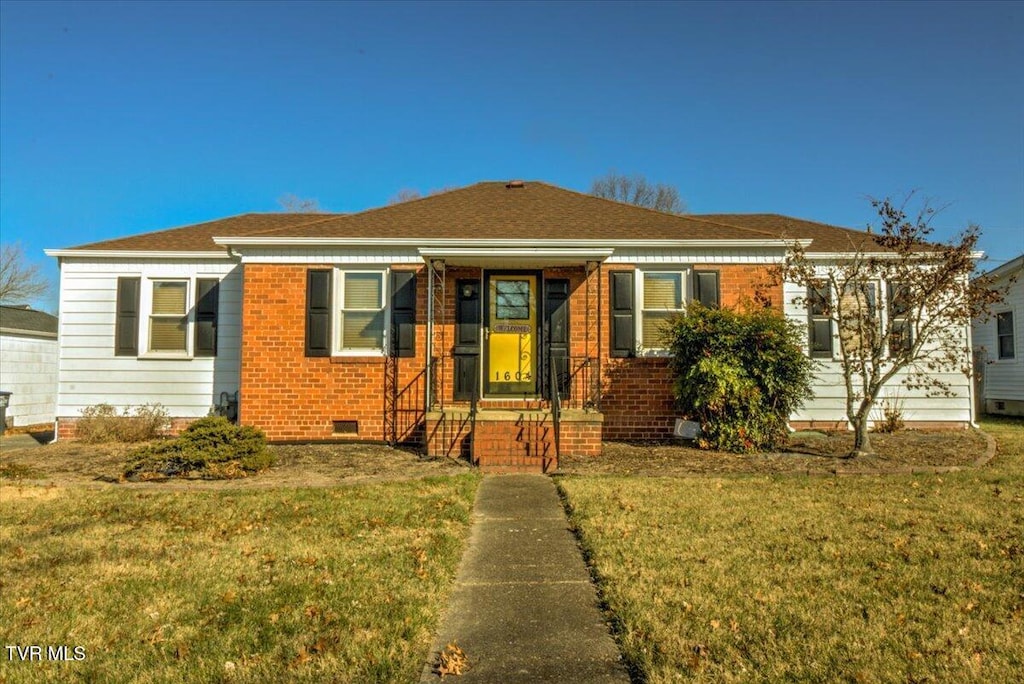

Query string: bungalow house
0 304 59 429
45 181 974 471
972 254 1023 417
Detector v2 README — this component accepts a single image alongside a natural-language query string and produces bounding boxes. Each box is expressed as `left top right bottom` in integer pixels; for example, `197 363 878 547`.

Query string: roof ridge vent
505 180 526 189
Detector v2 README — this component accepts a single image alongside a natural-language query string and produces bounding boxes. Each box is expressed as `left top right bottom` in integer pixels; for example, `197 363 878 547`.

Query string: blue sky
2 0 1021 312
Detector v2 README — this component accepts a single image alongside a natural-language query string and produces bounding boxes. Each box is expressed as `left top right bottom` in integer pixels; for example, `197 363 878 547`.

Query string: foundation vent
332 420 358 434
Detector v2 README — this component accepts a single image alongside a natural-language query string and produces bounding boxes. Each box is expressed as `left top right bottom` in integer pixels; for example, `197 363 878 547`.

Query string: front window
338 271 385 351
997 312 1015 360
838 281 878 355
149 281 188 352
640 272 683 349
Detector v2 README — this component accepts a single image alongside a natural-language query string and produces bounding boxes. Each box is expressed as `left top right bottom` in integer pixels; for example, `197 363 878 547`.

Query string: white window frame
141 278 192 358
333 268 389 356
636 268 689 356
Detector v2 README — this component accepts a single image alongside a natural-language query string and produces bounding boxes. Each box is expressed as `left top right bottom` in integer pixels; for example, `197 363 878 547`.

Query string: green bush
125 416 272 479
666 304 814 452
76 403 171 443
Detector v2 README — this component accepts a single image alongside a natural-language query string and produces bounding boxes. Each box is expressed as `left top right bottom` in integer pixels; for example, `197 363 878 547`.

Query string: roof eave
44 249 232 259
215 237 808 249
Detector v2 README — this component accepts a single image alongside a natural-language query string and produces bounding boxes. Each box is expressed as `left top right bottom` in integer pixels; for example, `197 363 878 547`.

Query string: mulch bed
558 429 991 477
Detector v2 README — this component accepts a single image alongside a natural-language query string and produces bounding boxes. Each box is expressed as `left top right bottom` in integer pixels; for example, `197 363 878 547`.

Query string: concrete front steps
425 408 602 473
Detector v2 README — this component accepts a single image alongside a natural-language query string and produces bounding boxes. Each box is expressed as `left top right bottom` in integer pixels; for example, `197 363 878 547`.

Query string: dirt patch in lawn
559 429 991 477
0 439 469 489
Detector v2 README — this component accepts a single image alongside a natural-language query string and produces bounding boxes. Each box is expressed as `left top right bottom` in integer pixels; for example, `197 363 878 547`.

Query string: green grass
559 418 1024 683
0 475 479 683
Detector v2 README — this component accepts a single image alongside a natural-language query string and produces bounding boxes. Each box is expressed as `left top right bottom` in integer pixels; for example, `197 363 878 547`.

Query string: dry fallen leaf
437 641 469 678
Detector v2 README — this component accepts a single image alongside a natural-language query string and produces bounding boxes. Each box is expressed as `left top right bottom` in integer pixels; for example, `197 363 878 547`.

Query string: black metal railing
549 357 561 459
426 352 600 411
385 365 430 446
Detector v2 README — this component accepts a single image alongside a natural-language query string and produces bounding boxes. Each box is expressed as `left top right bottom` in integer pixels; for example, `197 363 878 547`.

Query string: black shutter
194 278 219 357
610 271 635 358
115 277 140 356
305 269 331 357
453 279 481 401
693 271 720 309
390 271 417 358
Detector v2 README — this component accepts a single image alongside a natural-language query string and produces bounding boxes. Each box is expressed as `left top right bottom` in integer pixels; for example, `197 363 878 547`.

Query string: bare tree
388 188 422 205
277 194 324 212
590 170 686 214
1 243 49 305
775 194 1004 457
387 186 458 205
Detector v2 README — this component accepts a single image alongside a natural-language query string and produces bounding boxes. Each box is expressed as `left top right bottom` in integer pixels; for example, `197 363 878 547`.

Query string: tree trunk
849 413 874 458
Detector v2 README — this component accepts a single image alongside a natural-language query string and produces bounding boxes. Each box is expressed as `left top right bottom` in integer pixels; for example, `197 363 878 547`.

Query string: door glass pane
344 273 382 309
495 280 530 319
644 273 680 309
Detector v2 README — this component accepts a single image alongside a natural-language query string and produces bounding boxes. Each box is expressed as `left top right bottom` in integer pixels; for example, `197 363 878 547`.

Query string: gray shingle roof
0 305 58 336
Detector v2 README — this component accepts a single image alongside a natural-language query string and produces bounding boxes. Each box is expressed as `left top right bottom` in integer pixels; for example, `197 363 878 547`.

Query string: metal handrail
549 358 562 460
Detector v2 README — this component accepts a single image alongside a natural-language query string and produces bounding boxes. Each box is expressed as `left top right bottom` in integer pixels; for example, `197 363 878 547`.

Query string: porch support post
425 259 434 412
596 259 602 411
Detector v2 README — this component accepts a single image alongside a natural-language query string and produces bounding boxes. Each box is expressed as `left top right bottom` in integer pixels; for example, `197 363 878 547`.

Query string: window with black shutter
115 277 141 356
610 271 635 358
390 271 417 357
194 278 219 357
305 269 332 357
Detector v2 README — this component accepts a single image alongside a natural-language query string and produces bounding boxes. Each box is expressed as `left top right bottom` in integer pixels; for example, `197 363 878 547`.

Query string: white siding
0 333 58 426
55 258 242 421
607 247 785 265
237 247 423 264
783 280 972 424
972 263 1024 402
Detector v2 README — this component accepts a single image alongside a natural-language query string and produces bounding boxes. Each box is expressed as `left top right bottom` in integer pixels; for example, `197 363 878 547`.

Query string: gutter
0 327 58 339
44 249 233 259
215 236 809 249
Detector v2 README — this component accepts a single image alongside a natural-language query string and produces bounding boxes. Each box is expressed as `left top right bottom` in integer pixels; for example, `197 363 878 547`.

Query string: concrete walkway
421 474 630 683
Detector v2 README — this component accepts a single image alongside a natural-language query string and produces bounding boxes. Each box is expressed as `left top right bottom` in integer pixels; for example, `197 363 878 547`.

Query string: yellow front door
486 274 537 395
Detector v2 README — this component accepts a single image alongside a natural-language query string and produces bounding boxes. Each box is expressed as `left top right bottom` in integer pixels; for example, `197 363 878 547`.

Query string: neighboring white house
0 305 59 428
973 254 1024 417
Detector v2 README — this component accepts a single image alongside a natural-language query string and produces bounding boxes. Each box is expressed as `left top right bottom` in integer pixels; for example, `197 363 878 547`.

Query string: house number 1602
496 371 530 381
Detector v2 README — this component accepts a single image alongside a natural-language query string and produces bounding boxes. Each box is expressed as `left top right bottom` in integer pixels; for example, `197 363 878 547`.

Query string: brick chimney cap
505 180 526 189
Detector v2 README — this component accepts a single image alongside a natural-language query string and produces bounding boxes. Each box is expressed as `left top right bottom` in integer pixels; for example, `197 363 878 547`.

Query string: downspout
965 271 979 428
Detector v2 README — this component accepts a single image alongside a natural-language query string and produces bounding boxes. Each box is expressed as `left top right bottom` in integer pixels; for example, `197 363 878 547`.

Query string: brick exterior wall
596 264 783 440
238 261 784 444
240 263 428 442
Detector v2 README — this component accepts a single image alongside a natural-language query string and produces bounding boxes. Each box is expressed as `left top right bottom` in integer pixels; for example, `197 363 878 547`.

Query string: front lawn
0 475 479 683
559 418 1024 683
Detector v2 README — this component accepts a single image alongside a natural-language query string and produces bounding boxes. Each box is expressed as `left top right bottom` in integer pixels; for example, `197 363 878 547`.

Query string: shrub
77 403 171 443
875 393 906 433
666 304 815 452
125 416 272 479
